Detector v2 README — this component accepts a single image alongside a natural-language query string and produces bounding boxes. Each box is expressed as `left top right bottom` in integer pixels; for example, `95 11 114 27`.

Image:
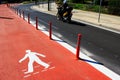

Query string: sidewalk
31 2 120 33
0 4 112 80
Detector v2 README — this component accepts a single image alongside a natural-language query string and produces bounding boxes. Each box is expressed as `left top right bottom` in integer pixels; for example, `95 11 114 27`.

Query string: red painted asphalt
0 4 111 80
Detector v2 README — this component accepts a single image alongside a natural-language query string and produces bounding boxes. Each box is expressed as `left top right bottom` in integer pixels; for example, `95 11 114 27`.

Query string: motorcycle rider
57 0 73 22
57 0 68 20
62 0 69 16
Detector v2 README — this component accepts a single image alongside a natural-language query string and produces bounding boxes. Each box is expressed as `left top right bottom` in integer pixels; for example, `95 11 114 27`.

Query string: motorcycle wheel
67 17 71 23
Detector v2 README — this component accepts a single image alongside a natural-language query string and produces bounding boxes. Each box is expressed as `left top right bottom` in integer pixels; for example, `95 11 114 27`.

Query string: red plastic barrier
49 22 52 40
36 17 38 30
76 34 82 59
19 9 21 17
23 11 24 20
17 9 18 15
28 13 30 24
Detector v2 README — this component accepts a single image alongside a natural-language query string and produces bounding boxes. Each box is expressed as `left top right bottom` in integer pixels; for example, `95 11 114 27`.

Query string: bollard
36 17 39 30
15 9 16 13
17 9 18 15
7 4 8 7
23 11 24 20
19 9 21 17
28 13 30 24
76 34 82 59
49 22 52 40
15 8 17 14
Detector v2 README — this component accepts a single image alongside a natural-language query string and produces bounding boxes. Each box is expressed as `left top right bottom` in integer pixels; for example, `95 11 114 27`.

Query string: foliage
22 1 34 4
55 0 63 7
69 3 107 13
69 0 120 16
108 0 120 15
72 0 84 3
94 0 100 5
55 0 63 4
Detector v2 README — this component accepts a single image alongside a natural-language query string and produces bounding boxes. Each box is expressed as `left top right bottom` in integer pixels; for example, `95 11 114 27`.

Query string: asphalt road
15 3 120 75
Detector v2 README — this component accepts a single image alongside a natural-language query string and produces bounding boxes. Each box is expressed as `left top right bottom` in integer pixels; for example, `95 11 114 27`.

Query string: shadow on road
0 16 13 19
79 58 104 65
70 20 87 26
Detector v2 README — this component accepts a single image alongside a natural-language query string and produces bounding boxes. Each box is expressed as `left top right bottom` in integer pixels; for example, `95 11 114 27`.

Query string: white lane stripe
49 66 55 70
24 74 31 78
22 69 27 72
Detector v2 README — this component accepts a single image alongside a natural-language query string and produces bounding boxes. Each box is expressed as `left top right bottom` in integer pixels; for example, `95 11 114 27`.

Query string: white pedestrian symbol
19 50 50 74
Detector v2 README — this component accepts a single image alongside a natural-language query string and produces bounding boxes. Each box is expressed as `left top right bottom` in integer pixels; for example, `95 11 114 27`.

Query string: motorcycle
56 4 73 23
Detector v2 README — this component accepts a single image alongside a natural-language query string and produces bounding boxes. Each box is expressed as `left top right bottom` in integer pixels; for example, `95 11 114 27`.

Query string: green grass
22 1 34 4
69 3 108 14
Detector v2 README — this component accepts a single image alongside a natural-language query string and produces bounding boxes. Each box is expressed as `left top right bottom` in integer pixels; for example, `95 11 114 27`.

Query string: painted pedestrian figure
19 50 50 74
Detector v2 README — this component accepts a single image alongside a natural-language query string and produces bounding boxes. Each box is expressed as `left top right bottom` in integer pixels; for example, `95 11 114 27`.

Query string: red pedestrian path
0 4 111 80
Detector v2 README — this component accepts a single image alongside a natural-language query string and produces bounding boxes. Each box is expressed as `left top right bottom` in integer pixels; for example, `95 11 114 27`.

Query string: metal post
48 0 50 11
98 0 102 23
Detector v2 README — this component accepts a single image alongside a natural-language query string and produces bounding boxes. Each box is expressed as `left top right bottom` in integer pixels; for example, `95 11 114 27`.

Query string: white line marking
49 66 55 70
24 74 31 78
22 69 27 72
41 69 48 72
19 50 50 74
